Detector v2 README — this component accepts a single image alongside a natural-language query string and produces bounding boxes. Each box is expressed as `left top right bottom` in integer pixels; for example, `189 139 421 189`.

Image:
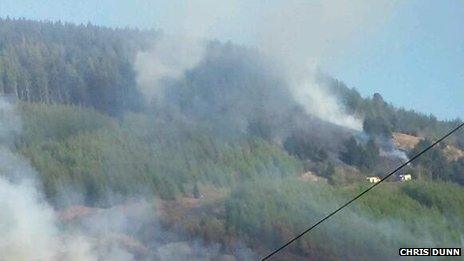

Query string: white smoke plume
380 148 409 162
0 98 110 261
134 0 238 102
292 74 363 130
378 139 410 163
254 0 399 130
0 97 254 260
0 97 166 261
0 177 124 261
134 0 399 130
0 178 61 261
134 35 205 101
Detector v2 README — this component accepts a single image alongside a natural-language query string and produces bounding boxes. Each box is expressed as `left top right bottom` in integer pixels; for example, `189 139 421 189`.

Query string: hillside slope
0 19 463 260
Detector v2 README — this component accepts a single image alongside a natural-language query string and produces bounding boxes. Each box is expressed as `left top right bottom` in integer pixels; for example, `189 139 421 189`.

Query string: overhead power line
262 122 464 260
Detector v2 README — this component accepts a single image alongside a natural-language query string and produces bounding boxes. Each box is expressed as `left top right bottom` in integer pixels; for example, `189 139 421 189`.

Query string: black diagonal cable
262 122 464 260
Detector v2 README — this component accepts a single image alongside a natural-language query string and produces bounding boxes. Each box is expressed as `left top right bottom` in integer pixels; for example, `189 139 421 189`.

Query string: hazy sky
0 0 462 120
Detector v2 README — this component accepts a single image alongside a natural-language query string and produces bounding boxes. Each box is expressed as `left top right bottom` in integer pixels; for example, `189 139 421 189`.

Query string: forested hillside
0 18 153 114
0 19 463 260
1 18 461 144
18 103 301 206
321 76 464 147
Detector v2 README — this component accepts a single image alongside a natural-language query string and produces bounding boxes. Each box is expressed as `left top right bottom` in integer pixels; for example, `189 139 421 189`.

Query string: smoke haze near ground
2 2 462 260
0 98 135 260
0 97 255 260
0 98 91 260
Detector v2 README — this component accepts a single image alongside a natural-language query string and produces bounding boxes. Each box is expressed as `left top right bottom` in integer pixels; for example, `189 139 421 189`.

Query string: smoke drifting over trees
132 0 401 131
0 97 257 260
0 2 463 259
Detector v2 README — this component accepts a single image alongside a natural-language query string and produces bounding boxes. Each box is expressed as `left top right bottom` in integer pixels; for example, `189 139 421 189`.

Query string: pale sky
0 0 462 120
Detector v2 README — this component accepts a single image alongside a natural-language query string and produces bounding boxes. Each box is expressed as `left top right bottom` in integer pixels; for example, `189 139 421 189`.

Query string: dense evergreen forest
1 18 463 260
0 18 153 114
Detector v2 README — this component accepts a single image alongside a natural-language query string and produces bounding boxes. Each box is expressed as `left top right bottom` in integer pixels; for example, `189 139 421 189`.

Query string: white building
366 176 381 183
398 174 412 181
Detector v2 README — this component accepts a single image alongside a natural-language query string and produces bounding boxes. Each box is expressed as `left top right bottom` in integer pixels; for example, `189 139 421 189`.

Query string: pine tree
193 182 201 199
